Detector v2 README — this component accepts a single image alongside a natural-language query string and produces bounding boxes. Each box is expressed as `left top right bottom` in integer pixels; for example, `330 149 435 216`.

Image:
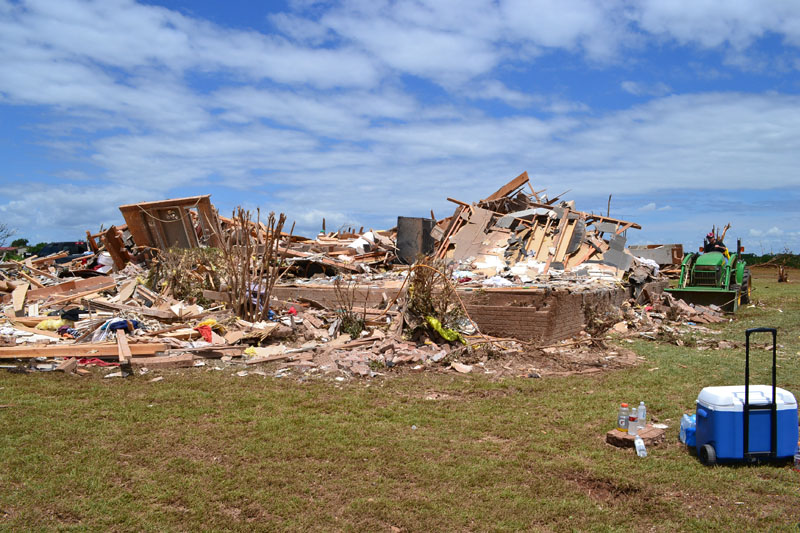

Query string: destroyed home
0 172 734 379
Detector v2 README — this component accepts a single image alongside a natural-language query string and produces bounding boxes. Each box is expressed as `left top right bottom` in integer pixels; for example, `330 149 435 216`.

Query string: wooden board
27 276 115 302
82 298 175 320
9 323 60 339
0 342 169 359
117 280 138 303
11 282 28 316
56 357 78 373
482 171 529 202
116 330 132 363
129 353 194 369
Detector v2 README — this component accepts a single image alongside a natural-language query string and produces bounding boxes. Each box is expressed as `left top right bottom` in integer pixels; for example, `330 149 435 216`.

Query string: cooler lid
697 385 797 409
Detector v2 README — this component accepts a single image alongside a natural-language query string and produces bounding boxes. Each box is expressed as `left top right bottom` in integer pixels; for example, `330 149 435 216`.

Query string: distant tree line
741 251 800 269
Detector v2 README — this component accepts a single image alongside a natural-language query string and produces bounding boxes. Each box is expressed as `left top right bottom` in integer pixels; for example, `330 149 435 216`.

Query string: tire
740 270 752 304
699 443 717 466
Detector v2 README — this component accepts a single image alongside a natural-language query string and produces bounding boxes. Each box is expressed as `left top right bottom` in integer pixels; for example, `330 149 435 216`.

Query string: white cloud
750 227 785 238
500 0 627 60
638 202 656 212
621 81 672 97
633 0 800 49
0 0 379 90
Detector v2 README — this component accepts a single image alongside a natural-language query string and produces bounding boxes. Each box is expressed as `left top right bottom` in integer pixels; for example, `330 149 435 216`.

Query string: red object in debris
77 358 119 367
287 306 298 316
194 324 213 342
645 306 653 312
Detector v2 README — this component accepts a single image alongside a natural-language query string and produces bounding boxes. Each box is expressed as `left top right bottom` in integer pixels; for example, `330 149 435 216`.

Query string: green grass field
1 267 799 532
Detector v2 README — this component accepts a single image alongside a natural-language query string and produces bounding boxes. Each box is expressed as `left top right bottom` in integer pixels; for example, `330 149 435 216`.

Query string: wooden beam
0 342 169 359
615 222 635 235
118 195 212 212
80 298 176 320
15 270 45 289
9 323 60 338
543 209 570 275
42 286 115 309
116 330 132 363
102 225 130 270
129 353 194 369
11 261 59 281
27 276 115 302
446 197 471 207
483 171 530 202
56 357 78 373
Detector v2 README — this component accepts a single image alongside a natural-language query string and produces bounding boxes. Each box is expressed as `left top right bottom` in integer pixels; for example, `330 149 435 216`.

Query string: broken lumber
80 298 176 320
27 276 115 302
0 342 168 359
116 330 132 363
129 353 194 369
56 357 78 373
11 282 28 316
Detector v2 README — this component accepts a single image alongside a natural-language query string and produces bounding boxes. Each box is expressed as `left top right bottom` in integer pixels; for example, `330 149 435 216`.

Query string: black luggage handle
743 327 778 459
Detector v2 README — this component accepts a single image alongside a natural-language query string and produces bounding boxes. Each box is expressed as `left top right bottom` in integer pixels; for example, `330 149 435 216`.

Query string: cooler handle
743 327 778 459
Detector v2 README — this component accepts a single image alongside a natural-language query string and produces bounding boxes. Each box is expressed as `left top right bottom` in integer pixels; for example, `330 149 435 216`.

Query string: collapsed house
0 172 724 379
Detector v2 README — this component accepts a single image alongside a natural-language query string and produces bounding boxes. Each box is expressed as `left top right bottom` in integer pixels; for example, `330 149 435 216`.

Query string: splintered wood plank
82 298 175 320
0 343 169 359
482 171 530 202
16 270 45 289
116 330 132 363
13 261 59 281
554 218 576 262
543 209 570 274
116 280 138 303
56 357 78 373
129 353 194 369
565 242 597 270
526 221 545 260
9 323 59 339
12 282 29 316
447 207 496 262
27 276 115 302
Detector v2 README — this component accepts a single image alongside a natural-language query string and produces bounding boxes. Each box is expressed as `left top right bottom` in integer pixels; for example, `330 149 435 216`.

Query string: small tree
11 238 28 248
0 223 14 247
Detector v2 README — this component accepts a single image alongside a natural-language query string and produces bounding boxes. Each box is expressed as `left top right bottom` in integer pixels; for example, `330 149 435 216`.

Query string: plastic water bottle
637 401 646 431
634 435 647 457
628 407 639 436
616 403 629 432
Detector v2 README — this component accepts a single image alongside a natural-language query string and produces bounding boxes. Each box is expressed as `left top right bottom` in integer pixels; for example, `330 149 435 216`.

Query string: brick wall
273 284 628 345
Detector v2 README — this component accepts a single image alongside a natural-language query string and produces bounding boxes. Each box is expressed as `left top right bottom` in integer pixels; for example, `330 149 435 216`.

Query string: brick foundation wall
273 284 628 344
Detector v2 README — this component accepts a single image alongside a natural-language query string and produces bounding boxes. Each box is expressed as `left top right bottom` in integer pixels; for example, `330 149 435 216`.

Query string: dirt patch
446 344 640 380
563 470 642 503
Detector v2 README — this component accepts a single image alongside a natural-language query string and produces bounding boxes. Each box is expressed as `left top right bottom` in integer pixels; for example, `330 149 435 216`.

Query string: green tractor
665 238 751 313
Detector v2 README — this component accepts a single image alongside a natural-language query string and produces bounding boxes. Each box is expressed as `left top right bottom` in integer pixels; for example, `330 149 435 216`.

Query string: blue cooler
695 327 800 465
696 385 798 463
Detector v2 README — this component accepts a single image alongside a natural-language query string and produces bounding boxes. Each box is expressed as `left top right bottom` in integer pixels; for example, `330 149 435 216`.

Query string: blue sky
1 0 799 253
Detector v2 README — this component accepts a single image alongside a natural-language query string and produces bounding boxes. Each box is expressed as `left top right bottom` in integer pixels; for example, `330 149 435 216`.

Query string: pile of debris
431 171 644 284
0 172 726 380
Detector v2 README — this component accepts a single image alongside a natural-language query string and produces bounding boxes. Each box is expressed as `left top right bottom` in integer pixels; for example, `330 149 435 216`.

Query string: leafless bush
333 277 367 338
218 208 293 322
406 258 463 329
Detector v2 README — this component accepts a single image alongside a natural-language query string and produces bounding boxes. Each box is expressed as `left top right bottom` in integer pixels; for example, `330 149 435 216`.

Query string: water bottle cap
621 403 628 407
